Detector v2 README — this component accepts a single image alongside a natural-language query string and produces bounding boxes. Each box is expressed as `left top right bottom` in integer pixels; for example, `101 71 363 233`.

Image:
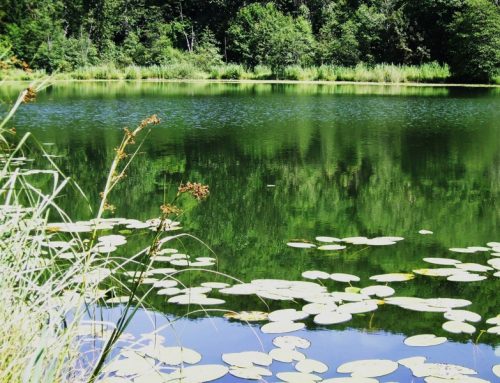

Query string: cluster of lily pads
287 236 405 250
414 241 500 282
43 219 499 382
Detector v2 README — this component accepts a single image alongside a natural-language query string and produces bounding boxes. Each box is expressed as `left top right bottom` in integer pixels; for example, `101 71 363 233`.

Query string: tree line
0 0 499 82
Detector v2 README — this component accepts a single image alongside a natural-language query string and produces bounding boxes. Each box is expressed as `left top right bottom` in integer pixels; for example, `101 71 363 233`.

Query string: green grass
0 62 460 84
0 84 217 382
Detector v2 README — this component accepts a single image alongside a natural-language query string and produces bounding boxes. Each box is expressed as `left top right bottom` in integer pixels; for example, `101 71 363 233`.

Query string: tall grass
1 62 458 84
0 83 216 382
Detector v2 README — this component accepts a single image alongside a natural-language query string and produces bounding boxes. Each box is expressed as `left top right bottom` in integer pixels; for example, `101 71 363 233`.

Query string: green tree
228 3 315 71
448 0 500 82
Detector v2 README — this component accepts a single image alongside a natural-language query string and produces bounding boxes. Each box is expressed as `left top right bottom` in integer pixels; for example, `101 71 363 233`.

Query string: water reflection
2 82 499 377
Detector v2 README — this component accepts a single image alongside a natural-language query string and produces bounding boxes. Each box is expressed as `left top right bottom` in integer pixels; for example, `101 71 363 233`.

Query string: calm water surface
2 82 499 381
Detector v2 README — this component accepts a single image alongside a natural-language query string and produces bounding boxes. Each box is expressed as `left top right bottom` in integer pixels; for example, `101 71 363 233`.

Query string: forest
1 1 499 82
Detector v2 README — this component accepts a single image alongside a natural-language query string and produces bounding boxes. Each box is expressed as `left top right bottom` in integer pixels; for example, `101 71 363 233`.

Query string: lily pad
410 363 477 379
302 270 330 280
330 273 360 283
261 321 305 334
273 335 310 350
443 310 481 323
228 366 272 380
404 334 447 347
338 301 379 314
302 302 338 315
447 273 487 282
224 311 269 322
276 372 322 383
360 285 395 298
269 309 309 322
316 236 342 243
167 364 229 382
287 242 316 249
493 364 500 378
322 379 379 383
269 347 306 363
337 359 398 378
442 321 476 334
295 359 328 374
419 230 433 235
318 244 346 251
222 351 272 368
313 311 352 325
369 273 414 283
455 263 492 273
423 258 461 266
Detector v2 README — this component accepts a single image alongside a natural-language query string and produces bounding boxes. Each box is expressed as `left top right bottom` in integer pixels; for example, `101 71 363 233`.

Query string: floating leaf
404 334 447 347
302 270 330 280
424 376 489 383
343 237 369 244
273 335 310 350
423 258 461 266
313 311 352 325
338 301 379 314
269 348 306 363
316 236 342 243
167 364 228 382
295 359 328 374
442 321 476 334
302 302 337 315
455 263 492 273
337 359 398 378
419 230 433 235
365 238 397 246
201 282 230 289
360 285 395 298
449 248 476 254
287 242 316 249
487 258 500 270
139 345 201 365
330 273 360 283
487 325 500 334
447 273 487 282
486 315 500 325
224 311 268 322
276 371 322 383
318 244 346 251
269 309 309 322
222 351 272 368
443 310 481 323
322 378 379 383
157 287 181 296
410 363 476 379
493 364 500 378
229 366 272 380
398 356 427 369
369 273 414 283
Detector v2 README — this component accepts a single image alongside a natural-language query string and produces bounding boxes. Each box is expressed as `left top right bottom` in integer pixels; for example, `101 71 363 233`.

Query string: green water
2 81 499 381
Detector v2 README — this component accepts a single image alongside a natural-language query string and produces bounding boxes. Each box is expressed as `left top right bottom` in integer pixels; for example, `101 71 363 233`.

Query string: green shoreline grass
4 61 498 85
3 78 499 88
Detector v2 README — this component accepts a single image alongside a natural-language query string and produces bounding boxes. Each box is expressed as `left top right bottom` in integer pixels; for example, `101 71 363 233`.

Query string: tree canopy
0 0 499 82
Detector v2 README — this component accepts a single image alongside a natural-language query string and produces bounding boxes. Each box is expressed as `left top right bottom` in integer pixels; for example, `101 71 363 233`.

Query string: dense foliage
0 0 499 82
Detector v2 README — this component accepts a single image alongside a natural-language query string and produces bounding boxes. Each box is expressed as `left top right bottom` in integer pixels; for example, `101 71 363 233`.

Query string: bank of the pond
5 62 499 86
3 78 500 89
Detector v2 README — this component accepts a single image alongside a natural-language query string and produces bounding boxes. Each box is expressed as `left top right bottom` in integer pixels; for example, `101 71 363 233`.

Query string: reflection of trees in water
8 84 499 341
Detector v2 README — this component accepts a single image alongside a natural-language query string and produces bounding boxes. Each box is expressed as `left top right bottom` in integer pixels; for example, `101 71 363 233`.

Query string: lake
2 81 499 382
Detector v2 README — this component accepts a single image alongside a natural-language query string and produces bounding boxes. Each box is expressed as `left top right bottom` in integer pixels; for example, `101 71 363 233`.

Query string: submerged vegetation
0 0 499 83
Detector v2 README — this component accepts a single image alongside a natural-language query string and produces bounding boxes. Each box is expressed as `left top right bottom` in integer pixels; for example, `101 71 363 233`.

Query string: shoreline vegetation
2 62 499 86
